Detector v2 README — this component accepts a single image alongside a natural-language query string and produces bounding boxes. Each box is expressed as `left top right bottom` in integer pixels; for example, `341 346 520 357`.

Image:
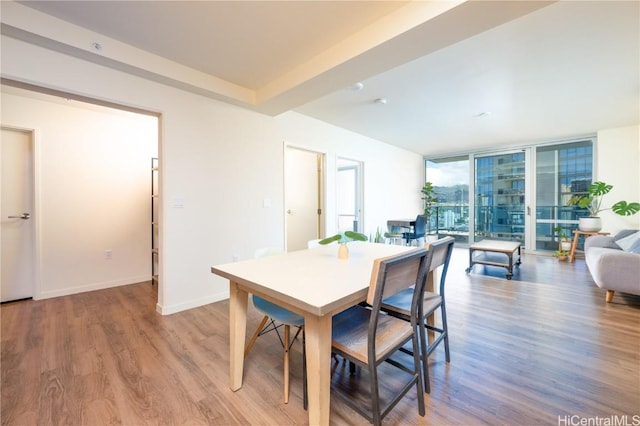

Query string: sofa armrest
585 247 640 295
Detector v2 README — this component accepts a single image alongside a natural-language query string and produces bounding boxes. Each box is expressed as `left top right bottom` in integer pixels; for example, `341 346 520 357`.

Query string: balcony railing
426 205 588 250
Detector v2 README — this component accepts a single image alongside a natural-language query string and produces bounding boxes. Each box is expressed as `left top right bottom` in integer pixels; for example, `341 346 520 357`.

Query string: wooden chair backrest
425 236 455 272
366 248 429 307
424 236 455 294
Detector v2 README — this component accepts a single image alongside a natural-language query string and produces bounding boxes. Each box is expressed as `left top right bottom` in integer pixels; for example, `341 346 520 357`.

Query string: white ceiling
4 1 639 156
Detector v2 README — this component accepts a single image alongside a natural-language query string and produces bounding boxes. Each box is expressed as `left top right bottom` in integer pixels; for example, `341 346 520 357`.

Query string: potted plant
554 249 569 261
567 181 640 232
421 181 438 239
553 226 572 251
319 231 368 259
371 227 384 244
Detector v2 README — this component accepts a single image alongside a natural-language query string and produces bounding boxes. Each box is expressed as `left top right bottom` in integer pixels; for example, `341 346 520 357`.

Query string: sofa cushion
612 229 639 241
602 240 622 250
615 231 640 251
627 238 640 254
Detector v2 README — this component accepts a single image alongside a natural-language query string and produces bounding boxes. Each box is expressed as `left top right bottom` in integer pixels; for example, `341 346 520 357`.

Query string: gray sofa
584 229 640 302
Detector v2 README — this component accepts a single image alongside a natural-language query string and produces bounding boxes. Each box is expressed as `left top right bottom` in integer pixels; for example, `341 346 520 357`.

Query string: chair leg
369 362 382 426
245 315 269 358
419 317 430 394
441 304 451 363
412 333 426 417
283 324 290 404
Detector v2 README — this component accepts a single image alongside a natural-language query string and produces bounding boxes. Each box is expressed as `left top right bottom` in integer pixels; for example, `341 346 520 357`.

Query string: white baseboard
35 275 151 300
156 289 229 315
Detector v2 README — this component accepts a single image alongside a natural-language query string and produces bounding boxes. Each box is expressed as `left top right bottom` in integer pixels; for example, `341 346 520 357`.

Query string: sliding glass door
535 141 593 250
474 151 529 245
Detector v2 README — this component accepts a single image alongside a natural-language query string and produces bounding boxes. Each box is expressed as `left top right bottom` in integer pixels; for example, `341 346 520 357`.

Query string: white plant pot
578 217 602 232
560 241 572 251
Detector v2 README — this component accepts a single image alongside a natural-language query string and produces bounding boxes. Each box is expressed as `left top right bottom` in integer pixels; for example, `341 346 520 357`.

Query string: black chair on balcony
402 214 426 246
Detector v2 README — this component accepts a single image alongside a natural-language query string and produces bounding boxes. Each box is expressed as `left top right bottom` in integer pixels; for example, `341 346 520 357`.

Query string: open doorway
336 157 363 233
0 82 159 303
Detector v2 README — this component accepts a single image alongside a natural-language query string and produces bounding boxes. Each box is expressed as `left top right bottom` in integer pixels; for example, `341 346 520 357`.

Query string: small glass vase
338 243 349 260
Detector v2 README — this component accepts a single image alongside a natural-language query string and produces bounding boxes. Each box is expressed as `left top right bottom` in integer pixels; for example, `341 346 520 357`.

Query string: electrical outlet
105 250 112 260
232 254 239 262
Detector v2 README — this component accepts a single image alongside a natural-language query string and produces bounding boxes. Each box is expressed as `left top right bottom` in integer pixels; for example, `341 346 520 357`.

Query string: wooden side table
569 230 610 262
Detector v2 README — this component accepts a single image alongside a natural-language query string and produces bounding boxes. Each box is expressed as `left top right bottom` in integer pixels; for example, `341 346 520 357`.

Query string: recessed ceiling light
475 111 491 117
348 82 364 91
374 98 387 105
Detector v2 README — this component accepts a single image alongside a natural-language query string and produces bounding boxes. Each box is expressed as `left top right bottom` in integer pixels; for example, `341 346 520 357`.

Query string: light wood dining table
211 242 419 425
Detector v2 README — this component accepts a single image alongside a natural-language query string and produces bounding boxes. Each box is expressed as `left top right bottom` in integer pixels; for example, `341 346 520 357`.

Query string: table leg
569 235 580 263
466 248 474 273
506 252 513 280
304 313 332 426
229 281 248 391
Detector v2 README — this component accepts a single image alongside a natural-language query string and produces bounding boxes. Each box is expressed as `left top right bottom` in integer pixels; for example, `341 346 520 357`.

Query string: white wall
1 91 157 298
596 125 640 234
1 35 424 314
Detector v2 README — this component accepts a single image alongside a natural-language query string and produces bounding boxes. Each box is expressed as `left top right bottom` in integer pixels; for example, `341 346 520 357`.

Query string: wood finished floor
2 248 639 425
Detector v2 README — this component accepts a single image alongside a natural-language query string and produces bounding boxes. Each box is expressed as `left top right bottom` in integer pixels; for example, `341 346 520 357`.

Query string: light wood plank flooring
2 249 639 425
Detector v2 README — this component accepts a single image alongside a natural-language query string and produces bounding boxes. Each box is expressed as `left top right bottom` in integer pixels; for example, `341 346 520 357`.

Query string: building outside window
426 138 594 251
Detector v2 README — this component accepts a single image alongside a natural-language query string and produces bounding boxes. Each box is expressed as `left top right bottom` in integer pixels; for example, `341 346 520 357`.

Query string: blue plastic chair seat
253 295 304 326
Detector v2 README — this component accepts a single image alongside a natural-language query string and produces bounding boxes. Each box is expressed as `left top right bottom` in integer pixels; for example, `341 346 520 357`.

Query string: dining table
210 241 420 425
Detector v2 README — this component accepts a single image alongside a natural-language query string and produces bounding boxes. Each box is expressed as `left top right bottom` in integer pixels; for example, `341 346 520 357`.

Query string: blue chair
245 247 306 406
403 214 427 246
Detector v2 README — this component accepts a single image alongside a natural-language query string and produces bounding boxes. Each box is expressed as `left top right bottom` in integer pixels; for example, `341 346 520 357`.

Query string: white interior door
1 127 35 302
286 147 323 252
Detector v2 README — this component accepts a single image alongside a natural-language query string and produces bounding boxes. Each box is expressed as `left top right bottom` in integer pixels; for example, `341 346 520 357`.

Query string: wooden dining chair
380 236 455 393
245 247 306 406
330 248 432 426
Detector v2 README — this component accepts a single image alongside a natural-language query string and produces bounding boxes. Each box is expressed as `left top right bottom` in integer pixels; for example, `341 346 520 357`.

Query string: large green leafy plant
567 181 640 217
421 182 438 219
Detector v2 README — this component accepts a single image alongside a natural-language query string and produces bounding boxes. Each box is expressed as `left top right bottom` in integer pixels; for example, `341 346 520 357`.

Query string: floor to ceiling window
425 156 470 243
426 138 594 251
